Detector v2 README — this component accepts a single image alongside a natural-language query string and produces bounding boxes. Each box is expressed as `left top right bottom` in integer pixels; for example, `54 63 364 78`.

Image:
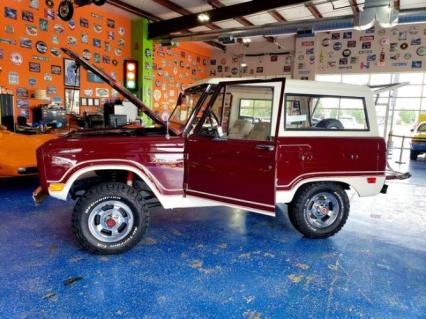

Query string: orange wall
0 2 131 120
152 42 212 117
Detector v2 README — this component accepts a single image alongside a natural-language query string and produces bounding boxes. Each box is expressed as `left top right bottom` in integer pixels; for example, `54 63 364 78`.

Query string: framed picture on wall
94 98 100 106
81 98 87 106
64 58 80 87
88 98 94 106
65 88 80 114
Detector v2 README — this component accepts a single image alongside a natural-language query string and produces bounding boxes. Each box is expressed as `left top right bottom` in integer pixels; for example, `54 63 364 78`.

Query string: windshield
418 123 426 132
168 85 209 133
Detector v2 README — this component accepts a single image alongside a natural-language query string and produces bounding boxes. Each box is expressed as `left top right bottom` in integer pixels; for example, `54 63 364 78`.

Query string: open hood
61 48 171 131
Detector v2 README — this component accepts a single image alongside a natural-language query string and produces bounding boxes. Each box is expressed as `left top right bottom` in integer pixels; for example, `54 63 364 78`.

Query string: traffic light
123 60 138 92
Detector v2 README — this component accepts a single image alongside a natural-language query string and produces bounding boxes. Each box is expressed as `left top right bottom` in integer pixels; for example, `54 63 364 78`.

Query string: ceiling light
240 62 247 67
198 13 210 22
242 38 251 44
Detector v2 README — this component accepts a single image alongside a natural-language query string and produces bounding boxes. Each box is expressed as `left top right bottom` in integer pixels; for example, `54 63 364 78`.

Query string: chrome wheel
304 192 340 229
88 200 134 243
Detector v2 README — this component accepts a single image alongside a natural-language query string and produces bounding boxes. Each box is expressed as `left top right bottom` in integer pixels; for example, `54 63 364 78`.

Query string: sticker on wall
93 38 101 48
350 56 358 64
118 27 125 36
107 19 115 28
231 67 239 75
51 48 61 57
22 11 34 22
54 24 65 34
84 89 93 97
416 47 426 56
36 41 48 54
67 36 77 46
367 54 376 61
29 62 41 72
45 0 54 8
102 55 110 64
28 78 37 86
8 72 19 85
360 36 374 41
16 88 29 98
378 29 386 36
412 61 422 69
114 48 122 56
339 58 348 65
0 48 3 59
390 53 400 60
153 89 161 101
83 49 91 60
4 25 14 34
20 38 32 49
51 65 61 75
104 41 110 51
391 28 399 37
399 31 407 41
343 32 352 39
365 27 375 34
26 25 38 36
360 62 370 69
380 38 390 46
43 73 52 81
331 33 340 40
80 18 89 28
10 52 23 65
96 88 109 97
93 24 102 33
67 19 75 30
409 26 419 35
112 59 118 66
80 33 88 44
108 31 114 40
51 35 59 44
118 39 125 47
400 42 408 50
333 42 342 51
94 53 100 63
47 86 57 95
45 9 55 20
404 53 412 60
362 42 371 49
4 7 17 20
347 40 356 48
33 55 49 62
39 18 48 31
411 38 421 46
30 0 40 9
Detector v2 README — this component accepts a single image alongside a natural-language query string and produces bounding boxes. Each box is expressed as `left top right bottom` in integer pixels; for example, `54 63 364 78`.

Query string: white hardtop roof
189 77 373 96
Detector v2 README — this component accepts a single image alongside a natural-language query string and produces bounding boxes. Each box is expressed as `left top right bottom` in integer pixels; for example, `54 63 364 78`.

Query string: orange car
0 125 56 177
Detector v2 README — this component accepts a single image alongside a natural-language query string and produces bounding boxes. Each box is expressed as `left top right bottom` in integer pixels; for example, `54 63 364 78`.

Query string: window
197 82 278 141
285 94 368 130
239 99 273 122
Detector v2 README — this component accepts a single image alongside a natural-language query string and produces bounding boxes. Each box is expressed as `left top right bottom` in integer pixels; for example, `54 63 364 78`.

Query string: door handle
256 144 274 151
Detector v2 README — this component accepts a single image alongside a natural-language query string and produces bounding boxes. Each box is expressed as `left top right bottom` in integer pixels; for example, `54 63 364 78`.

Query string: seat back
247 122 271 141
228 119 254 139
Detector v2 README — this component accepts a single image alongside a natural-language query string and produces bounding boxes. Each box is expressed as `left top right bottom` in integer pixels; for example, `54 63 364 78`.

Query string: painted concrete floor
0 158 425 319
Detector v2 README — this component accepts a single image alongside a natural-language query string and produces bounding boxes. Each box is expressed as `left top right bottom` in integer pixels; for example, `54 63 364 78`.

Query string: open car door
184 78 285 215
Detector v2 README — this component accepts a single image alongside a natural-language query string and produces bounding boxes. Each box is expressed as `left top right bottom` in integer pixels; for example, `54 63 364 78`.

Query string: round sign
333 42 342 51
400 42 408 50
404 53 412 60
36 41 48 54
231 67 238 75
118 27 125 36
342 49 351 57
45 0 54 8
10 52 23 65
416 47 426 56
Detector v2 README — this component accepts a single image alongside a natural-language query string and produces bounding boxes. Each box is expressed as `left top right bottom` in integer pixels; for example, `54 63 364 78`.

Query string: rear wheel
288 182 349 239
410 150 418 161
72 182 149 254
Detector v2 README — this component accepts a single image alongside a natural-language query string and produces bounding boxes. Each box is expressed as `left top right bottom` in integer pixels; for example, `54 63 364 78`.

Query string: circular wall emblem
342 49 351 57
26 25 38 36
118 27 125 36
380 38 390 46
45 0 54 8
404 53 412 60
416 47 426 56
93 24 102 33
333 42 342 51
231 67 238 75
36 41 48 54
10 52 23 65
114 48 122 56
67 36 77 46
54 24 65 34
112 59 118 66
400 42 408 50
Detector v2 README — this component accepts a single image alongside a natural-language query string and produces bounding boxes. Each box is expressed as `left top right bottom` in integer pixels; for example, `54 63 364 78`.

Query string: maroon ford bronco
34 48 388 254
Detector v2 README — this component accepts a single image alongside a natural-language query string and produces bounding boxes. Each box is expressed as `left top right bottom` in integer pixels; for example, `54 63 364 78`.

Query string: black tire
315 118 344 129
410 150 418 161
58 1 74 21
288 182 349 239
72 182 149 254
93 0 107 5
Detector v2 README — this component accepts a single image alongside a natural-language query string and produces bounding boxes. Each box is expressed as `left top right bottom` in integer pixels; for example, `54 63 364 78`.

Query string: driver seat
228 119 254 139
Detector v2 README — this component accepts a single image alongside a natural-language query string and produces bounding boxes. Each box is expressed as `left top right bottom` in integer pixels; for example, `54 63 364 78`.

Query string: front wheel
288 182 349 239
72 182 150 254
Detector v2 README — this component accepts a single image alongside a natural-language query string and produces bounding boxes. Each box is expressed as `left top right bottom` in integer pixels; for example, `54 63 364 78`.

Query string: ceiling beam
207 0 276 43
305 2 323 19
148 0 308 39
152 0 222 30
107 0 225 51
348 0 360 15
268 9 287 22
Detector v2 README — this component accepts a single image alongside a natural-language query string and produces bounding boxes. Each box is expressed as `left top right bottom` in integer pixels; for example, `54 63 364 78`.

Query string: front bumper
33 186 48 205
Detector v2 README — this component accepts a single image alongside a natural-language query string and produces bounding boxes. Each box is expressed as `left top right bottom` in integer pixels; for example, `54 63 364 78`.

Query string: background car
410 121 426 160
0 125 56 177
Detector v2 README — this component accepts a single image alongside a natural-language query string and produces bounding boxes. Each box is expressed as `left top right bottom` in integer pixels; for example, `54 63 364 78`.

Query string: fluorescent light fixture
242 38 251 44
240 62 247 67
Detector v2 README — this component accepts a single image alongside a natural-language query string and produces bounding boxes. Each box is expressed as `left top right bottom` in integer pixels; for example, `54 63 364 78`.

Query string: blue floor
0 158 425 318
